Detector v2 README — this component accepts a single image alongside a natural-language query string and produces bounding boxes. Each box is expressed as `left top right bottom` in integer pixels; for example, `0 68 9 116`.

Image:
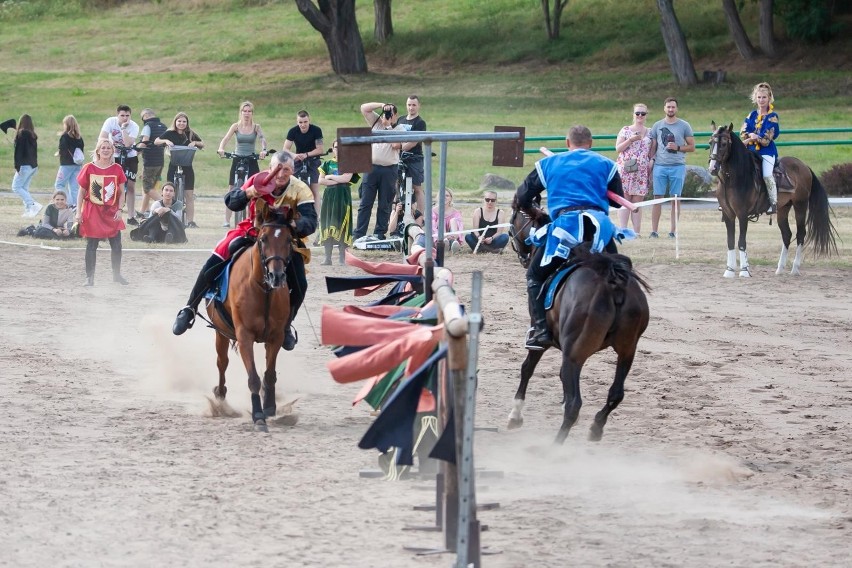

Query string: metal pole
436 142 448 267
455 271 482 568
423 141 434 302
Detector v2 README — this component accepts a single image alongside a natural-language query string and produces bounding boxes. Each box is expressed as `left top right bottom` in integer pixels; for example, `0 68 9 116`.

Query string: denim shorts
652 164 686 197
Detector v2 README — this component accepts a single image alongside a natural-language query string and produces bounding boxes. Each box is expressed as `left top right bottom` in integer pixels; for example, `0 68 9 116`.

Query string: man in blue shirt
515 125 624 350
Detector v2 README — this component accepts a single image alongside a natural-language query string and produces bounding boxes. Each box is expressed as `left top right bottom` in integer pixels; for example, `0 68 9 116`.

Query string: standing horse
507 200 650 444
708 122 837 277
206 201 295 431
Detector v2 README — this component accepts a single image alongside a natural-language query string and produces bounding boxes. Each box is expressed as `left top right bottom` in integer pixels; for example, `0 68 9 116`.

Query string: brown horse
708 122 838 277
507 200 651 444
206 201 295 431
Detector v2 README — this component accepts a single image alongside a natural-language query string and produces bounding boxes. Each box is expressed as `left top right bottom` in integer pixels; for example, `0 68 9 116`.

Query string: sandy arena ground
1 207 851 567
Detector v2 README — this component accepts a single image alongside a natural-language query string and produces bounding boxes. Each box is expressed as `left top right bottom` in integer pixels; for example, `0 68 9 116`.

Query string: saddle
773 160 795 192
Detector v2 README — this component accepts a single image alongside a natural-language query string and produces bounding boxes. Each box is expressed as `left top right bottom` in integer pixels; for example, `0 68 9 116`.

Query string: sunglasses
484 198 496 203
634 111 648 116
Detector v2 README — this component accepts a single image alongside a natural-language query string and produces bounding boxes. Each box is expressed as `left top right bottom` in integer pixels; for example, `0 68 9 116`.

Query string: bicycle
113 142 146 223
396 151 421 225
168 145 197 227
220 149 275 225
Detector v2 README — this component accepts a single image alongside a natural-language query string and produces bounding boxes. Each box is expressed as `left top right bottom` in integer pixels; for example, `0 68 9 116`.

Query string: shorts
141 165 163 193
402 154 424 186
115 155 139 182
167 164 195 192
295 158 320 185
652 164 686 197
228 157 260 187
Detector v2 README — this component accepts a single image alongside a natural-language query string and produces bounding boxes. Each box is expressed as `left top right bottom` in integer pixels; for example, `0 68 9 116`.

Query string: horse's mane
722 126 760 196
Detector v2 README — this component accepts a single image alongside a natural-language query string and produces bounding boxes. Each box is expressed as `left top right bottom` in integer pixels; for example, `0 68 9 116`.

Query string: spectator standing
218 101 268 227
283 110 323 216
648 97 694 238
396 95 427 213
154 111 204 228
138 108 168 217
353 102 405 241
99 105 141 224
614 103 653 234
75 139 128 287
55 115 84 207
740 82 780 214
318 140 359 265
465 190 509 253
12 113 42 218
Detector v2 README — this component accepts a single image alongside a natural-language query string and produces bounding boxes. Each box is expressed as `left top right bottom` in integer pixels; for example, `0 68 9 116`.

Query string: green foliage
682 169 714 198
776 0 836 43
820 163 852 196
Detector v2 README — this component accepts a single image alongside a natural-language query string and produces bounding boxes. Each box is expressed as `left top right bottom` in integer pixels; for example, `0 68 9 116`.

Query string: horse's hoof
213 385 227 399
507 418 524 430
253 418 268 433
263 406 277 418
739 271 751 278
723 271 736 278
588 426 603 442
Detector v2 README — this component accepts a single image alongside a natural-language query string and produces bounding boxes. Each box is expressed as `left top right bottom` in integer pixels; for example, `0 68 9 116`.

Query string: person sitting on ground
431 187 464 254
26 190 75 239
464 190 509 253
171 151 316 351
130 181 187 244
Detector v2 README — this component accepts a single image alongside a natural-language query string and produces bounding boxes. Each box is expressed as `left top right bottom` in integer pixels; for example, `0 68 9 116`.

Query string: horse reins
509 208 534 268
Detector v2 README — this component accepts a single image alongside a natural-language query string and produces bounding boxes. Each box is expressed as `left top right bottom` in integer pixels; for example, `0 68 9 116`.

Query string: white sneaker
222 221 230 228
23 202 43 218
450 240 461 254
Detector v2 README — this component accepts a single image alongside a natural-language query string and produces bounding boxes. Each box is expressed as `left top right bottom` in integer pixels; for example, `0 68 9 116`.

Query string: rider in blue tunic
740 82 780 214
515 125 624 351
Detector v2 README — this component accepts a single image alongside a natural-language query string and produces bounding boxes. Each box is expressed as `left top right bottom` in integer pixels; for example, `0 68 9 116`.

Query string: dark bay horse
206 201 295 431
508 200 650 444
708 122 838 277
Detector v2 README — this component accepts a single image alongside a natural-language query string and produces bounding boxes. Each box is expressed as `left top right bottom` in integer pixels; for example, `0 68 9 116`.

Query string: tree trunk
541 0 570 40
295 0 368 74
656 0 698 85
759 0 778 58
721 0 757 59
374 0 393 44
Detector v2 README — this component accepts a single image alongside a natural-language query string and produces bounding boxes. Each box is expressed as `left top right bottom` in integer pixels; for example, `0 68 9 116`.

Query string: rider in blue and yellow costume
740 82 780 214
515 125 624 351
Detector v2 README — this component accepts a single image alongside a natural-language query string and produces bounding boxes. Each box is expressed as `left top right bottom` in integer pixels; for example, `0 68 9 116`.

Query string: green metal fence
527 127 852 153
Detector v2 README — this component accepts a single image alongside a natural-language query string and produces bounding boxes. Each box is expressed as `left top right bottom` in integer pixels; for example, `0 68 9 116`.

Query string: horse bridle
708 128 730 176
256 221 293 286
509 207 534 268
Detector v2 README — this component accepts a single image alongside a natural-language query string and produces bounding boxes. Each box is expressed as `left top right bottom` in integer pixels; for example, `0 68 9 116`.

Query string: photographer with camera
353 102 405 242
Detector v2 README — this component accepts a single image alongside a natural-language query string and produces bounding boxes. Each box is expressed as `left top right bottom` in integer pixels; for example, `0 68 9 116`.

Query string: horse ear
710 120 716 132
728 122 734 131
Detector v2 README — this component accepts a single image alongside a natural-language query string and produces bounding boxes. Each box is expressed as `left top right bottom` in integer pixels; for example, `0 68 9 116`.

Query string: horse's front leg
554 357 583 445
507 349 545 430
723 214 737 278
737 215 751 278
261 337 282 418
213 331 230 399
775 203 793 275
589 351 634 442
236 334 266 430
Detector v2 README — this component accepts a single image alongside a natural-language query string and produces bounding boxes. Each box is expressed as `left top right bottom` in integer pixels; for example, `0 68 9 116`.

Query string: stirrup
767 204 777 215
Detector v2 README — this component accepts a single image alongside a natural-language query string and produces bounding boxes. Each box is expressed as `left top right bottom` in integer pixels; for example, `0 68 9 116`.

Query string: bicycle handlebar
220 148 276 160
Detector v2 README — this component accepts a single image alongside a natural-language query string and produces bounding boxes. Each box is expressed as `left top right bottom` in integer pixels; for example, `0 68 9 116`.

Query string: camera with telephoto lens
383 108 394 120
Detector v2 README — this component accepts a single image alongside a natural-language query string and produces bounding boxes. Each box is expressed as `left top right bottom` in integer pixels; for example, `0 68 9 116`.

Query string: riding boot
282 287 304 351
764 176 778 214
525 280 551 351
322 242 333 266
173 255 226 335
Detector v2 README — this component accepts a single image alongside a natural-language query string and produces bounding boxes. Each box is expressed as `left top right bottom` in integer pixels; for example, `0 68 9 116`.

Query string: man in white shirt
100 104 141 224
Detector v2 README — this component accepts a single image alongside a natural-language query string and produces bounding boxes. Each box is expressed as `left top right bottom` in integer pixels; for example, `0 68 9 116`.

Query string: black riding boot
173 255 226 335
282 254 307 350
525 279 551 351
282 289 303 351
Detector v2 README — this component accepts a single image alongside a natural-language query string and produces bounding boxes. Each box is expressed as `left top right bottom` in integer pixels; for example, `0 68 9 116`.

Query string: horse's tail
806 169 839 257
582 253 651 304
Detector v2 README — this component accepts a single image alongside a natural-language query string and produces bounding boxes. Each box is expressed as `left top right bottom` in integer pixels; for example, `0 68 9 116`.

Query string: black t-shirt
396 115 427 155
286 124 323 154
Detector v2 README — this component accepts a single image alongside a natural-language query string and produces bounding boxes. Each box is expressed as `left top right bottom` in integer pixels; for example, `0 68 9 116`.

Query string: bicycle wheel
176 168 187 226
233 170 247 224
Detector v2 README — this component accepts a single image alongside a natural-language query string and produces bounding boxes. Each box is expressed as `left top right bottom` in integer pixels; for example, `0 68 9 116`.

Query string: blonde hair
750 82 774 106
63 115 81 139
94 138 115 161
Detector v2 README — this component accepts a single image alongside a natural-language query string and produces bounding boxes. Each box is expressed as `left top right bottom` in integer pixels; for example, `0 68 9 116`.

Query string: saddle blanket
544 263 580 310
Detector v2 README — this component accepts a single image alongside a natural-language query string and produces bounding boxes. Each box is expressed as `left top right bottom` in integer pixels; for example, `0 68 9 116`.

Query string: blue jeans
465 232 509 252
652 164 686 197
55 164 81 205
12 165 38 208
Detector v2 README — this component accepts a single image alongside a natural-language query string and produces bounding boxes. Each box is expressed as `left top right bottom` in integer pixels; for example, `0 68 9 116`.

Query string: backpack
72 147 86 165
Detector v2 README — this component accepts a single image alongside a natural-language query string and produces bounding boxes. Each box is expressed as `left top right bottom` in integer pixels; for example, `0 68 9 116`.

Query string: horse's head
255 200 295 289
708 121 734 176
509 194 543 269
